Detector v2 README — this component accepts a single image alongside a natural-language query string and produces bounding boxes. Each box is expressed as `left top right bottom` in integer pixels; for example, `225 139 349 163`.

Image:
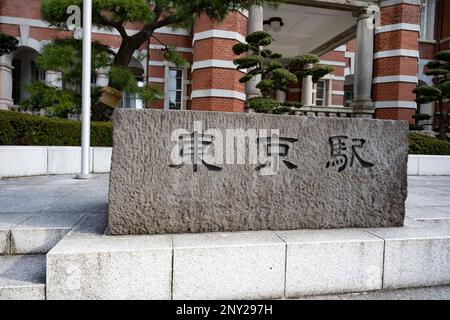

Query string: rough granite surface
108 109 409 235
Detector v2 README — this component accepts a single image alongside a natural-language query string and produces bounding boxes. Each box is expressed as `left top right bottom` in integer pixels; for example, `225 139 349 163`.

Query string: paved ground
0 174 449 300
1 174 449 227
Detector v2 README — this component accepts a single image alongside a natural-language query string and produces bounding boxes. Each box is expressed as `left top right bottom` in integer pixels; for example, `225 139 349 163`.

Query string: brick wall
190 11 248 112
373 3 421 124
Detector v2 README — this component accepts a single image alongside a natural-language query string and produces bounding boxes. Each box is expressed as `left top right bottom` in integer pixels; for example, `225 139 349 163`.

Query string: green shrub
409 133 450 155
0 110 112 147
409 124 424 131
21 82 78 118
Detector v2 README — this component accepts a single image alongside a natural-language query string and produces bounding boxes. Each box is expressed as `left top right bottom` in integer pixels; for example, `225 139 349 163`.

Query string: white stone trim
374 101 417 109
322 75 345 81
192 59 245 73
149 44 193 53
149 60 166 67
373 75 418 84
191 89 246 101
379 0 421 7
320 60 346 67
288 88 301 93
332 91 345 96
193 30 245 44
237 9 249 18
375 23 420 34
374 49 419 59
148 77 165 83
334 45 347 52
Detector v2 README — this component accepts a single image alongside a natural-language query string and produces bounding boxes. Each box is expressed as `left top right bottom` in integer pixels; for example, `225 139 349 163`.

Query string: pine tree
233 31 332 114
415 50 450 140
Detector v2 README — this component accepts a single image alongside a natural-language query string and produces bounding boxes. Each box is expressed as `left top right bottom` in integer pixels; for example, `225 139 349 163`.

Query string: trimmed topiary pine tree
287 54 334 84
233 31 333 114
233 31 298 114
414 50 450 140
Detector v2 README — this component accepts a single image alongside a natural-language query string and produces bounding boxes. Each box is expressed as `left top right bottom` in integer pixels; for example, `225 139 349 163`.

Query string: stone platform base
46 226 450 300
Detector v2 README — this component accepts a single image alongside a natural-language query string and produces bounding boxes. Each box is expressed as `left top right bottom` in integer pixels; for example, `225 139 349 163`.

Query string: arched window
11 46 43 105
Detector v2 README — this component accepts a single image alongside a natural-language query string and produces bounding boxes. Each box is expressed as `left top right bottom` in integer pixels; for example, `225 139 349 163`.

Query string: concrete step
46 226 450 300
1 212 90 255
0 255 46 300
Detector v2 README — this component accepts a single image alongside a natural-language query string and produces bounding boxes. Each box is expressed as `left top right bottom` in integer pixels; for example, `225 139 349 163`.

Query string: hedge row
409 133 450 156
0 110 113 147
1 111 450 155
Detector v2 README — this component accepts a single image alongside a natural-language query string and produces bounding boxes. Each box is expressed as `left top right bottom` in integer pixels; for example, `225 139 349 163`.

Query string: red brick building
0 0 448 127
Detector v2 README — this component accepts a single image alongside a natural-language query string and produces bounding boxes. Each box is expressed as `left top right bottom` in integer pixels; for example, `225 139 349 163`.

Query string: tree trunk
109 38 142 89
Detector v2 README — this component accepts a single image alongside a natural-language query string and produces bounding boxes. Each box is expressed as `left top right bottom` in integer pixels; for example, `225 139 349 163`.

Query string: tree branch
96 12 129 39
95 43 117 57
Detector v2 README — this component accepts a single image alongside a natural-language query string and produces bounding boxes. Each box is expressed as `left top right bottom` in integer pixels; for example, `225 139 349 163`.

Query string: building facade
0 0 448 126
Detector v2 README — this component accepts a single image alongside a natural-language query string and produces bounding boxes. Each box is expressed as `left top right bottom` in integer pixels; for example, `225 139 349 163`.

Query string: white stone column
95 67 109 87
276 90 286 103
0 57 14 110
45 70 63 89
351 7 376 113
246 5 264 100
301 64 313 107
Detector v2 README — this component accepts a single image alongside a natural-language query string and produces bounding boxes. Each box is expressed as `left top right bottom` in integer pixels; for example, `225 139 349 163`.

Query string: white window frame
313 79 331 107
420 0 436 41
164 62 188 110
121 81 144 109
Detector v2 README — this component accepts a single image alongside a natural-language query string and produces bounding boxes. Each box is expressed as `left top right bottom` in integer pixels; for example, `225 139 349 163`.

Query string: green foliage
412 113 431 121
288 54 320 69
248 97 279 113
409 133 450 155
232 43 250 55
21 82 78 118
108 65 138 93
138 84 164 104
0 33 19 56
41 0 280 30
163 48 189 68
425 69 450 77
409 124 424 131
108 66 163 104
283 101 304 109
272 105 293 115
414 86 441 104
37 39 110 87
233 31 298 112
289 59 334 83
245 31 273 48
435 50 450 62
0 110 112 147
233 31 333 114
234 55 264 69
272 68 297 92
415 50 450 140
248 97 302 115
40 0 279 101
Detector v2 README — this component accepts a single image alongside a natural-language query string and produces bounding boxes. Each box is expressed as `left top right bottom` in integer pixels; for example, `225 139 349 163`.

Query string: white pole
77 0 93 179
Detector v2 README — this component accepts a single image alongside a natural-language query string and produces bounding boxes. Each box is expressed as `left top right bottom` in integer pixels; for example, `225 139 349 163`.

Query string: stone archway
11 46 43 105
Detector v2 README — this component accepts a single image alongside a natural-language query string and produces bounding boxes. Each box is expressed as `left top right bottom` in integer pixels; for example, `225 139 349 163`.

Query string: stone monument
108 109 408 235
